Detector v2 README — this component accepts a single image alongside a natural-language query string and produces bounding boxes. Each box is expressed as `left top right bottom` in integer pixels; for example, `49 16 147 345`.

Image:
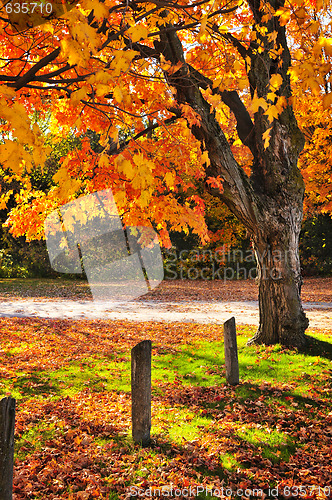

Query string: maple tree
0 0 332 346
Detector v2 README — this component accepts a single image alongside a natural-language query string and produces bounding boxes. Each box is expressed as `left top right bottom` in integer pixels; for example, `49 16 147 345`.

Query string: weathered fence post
131 340 151 446
223 317 239 385
0 397 16 500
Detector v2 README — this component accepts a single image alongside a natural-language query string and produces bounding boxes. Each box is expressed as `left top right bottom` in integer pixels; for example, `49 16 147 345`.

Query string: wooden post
223 317 239 385
0 397 16 500
131 340 151 446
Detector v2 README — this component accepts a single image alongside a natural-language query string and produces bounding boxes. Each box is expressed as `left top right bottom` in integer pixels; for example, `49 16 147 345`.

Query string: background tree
0 0 331 346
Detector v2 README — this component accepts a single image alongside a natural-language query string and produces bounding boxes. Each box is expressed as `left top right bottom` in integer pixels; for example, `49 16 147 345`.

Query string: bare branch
105 114 180 155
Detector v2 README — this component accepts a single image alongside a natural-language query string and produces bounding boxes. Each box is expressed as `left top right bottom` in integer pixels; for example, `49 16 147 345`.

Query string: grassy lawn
0 318 331 499
0 278 92 300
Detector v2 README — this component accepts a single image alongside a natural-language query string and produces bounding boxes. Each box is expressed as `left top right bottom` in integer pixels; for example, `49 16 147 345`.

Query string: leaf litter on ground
0 317 331 499
1 277 332 303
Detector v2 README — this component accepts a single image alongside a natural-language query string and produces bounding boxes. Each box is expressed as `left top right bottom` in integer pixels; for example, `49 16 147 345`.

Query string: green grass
0 277 91 299
234 427 296 463
3 329 331 406
15 420 63 461
153 406 212 443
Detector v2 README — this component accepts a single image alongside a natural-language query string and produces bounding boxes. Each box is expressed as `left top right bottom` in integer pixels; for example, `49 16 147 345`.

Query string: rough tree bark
149 1 309 347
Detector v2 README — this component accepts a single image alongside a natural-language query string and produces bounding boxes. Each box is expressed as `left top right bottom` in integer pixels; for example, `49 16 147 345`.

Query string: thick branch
128 37 256 154
156 28 259 231
220 90 256 152
14 48 61 90
187 65 256 153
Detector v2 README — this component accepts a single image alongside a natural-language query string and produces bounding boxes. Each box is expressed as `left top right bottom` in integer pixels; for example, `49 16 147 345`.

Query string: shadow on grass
300 335 332 361
154 377 329 419
14 372 59 397
154 342 331 406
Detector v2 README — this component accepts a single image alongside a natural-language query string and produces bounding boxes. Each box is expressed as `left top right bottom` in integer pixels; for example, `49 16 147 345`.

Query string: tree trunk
248 224 309 347
244 114 310 347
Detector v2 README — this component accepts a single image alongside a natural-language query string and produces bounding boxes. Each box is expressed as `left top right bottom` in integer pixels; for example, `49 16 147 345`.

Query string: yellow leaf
261 14 271 23
324 38 332 56
164 171 175 188
71 87 88 105
323 93 332 108
268 31 278 42
61 39 84 66
81 0 108 19
167 61 183 75
133 152 145 168
233 138 242 146
198 15 208 42
96 84 110 97
238 77 248 91
139 190 151 207
160 54 172 71
201 151 211 167
293 49 303 60
309 21 320 34
41 23 54 34
212 78 222 89
114 189 126 208
252 95 268 113
269 73 283 90
262 127 272 149
0 86 16 99
295 7 306 25
306 77 321 95
267 92 277 102
113 86 123 103
98 154 109 168
264 105 279 122
233 60 242 72
275 7 291 25
92 1 108 19
0 141 25 174
111 50 139 76
116 155 135 180
276 96 287 113
87 70 112 85
127 24 149 43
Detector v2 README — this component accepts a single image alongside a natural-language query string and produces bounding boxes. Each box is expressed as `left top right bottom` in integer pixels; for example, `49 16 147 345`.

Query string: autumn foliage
0 0 330 244
0 317 331 499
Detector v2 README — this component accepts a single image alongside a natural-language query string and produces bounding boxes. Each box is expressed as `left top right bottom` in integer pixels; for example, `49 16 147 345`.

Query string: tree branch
105 114 180 155
155 27 258 230
185 65 256 153
14 48 61 90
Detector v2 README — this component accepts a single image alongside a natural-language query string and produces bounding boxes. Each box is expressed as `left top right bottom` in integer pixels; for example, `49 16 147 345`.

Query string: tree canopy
0 0 330 242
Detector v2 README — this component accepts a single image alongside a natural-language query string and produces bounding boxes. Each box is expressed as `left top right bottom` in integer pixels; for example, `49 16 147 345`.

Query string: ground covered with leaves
0 318 331 499
0 277 332 303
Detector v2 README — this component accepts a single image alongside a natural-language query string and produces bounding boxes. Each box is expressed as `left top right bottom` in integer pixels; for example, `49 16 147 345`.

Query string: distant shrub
0 250 29 278
300 214 332 276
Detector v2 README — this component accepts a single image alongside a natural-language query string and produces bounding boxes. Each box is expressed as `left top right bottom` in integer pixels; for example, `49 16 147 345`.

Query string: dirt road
0 298 331 329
